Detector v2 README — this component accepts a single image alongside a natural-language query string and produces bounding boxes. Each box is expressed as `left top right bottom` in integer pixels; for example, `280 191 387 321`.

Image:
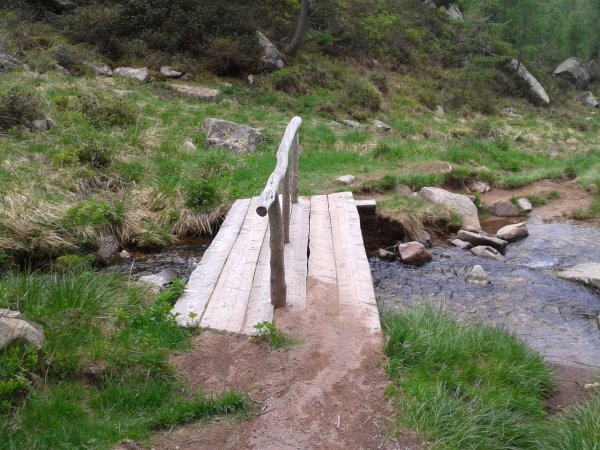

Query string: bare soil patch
547 364 600 413
153 277 420 449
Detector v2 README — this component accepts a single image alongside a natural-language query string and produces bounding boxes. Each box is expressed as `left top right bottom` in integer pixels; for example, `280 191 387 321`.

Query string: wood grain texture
284 196 310 309
172 199 250 326
268 195 287 308
256 116 302 217
290 134 300 204
308 195 337 282
200 197 269 332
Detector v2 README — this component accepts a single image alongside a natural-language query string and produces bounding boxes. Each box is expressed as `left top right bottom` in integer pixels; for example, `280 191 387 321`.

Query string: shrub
0 91 46 131
343 79 381 112
64 200 125 228
184 179 221 213
0 343 40 414
54 254 95 273
76 95 138 128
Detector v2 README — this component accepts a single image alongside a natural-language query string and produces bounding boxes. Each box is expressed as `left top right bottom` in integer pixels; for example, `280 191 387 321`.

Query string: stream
369 219 600 369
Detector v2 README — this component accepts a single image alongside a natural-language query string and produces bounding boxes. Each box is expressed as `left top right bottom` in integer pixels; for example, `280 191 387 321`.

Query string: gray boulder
160 66 183 79
580 91 599 108
376 248 396 261
457 229 508 253
114 67 149 83
508 59 550 106
496 222 529 242
451 238 472 250
557 263 600 290
468 181 490 193
554 57 590 89
139 268 178 289
90 64 113 77
204 118 264 154
0 53 28 72
372 120 392 131
397 241 432 264
487 200 521 217
420 187 481 230
465 265 489 285
446 4 464 21
171 84 220 101
256 31 284 71
336 175 355 185
0 309 44 350
98 231 120 264
517 198 533 212
341 119 361 129
471 245 505 262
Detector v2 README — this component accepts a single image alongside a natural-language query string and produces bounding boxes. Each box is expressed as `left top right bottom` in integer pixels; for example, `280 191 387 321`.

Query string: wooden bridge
172 117 381 334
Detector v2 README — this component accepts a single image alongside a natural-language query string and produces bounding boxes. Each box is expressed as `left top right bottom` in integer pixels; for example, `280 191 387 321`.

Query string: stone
98 232 120 264
580 91 599 108
423 0 437 8
470 245 505 262
446 4 464 21
376 248 396 261
451 238 472 250
256 31 284 71
468 181 490 193
160 66 183 79
397 241 432 264
508 59 550 106
372 120 391 131
341 119 361 129
90 64 113 77
113 67 149 83
554 57 590 89
496 222 529 242
47 0 76 11
0 53 28 72
412 229 431 247
180 73 192 81
46 118 57 129
466 265 489 285
556 263 600 290
419 187 481 230
434 104 445 116
336 175 355 185
54 64 70 76
517 198 532 212
31 119 48 132
114 90 135 98
395 185 413 196
204 118 264 154
247 74 255 86
221 98 239 106
457 229 508 252
119 250 131 259
0 310 44 350
487 200 521 217
170 84 220 101
183 139 197 151
139 268 179 289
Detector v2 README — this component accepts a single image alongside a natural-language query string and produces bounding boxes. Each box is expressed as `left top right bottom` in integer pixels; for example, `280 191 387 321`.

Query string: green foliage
342 79 381 112
76 95 138 128
0 343 39 414
0 91 46 131
55 254 95 273
252 321 296 349
64 199 125 228
184 179 221 213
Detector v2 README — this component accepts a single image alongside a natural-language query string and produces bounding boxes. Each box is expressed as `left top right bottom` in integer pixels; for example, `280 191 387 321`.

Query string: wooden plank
172 199 250 327
201 197 269 332
284 196 310 309
354 199 377 214
308 195 337 282
328 192 380 332
241 227 273 335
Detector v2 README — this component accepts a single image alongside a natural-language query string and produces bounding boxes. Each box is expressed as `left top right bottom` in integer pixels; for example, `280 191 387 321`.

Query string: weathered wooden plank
256 117 302 217
201 197 269 332
328 192 380 332
284 196 310 309
241 227 273 335
354 199 377 214
308 195 337 282
172 199 250 327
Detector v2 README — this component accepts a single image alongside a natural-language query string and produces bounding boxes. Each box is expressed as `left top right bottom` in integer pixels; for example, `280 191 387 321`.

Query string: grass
0 270 249 449
383 307 600 450
251 321 298 349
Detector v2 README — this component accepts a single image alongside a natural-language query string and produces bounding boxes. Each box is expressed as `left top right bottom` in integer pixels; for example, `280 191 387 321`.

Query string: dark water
370 221 600 369
106 237 211 281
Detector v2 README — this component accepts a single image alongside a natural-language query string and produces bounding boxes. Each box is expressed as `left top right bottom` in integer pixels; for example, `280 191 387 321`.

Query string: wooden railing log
268 195 287 308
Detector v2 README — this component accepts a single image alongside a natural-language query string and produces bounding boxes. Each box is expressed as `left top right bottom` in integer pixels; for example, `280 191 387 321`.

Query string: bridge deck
172 192 380 334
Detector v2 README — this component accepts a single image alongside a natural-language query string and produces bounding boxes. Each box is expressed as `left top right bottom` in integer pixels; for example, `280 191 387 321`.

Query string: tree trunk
286 0 309 56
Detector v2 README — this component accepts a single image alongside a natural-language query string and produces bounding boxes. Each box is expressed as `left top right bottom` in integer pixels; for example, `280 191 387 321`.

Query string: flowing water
369 220 600 368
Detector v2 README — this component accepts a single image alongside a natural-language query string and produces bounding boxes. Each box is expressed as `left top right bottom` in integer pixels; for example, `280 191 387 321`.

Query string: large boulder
90 64 112 77
446 5 464 21
256 31 284 71
139 268 178 289
508 59 550 106
419 187 481 230
160 66 183 79
0 53 28 72
0 309 44 350
556 263 600 290
554 57 590 89
580 91 599 108
487 200 521 217
496 222 529 242
114 67 149 83
397 242 432 264
204 118 264 154
98 231 120 264
170 84 220 101
457 229 508 253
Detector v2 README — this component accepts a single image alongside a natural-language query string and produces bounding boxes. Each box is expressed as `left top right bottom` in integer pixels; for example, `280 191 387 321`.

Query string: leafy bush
64 199 125 228
342 79 381 112
0 91 46 131
184 179 221 213
76 95 138 128
54 254 95 273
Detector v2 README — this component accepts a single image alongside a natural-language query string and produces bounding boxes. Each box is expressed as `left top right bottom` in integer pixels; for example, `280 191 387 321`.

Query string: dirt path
153 277 420 449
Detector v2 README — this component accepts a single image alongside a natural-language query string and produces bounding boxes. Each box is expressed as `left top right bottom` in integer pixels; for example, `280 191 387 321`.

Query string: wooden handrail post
268 195 287 308
291 132 300 204
282 167 291 244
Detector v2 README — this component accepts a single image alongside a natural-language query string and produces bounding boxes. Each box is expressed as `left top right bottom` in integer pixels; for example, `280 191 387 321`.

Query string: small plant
0 343 40 414
76 94 138 128
0 91 47 131
64 199 125 228
252 321 296 349
55 254 95 273
343 79 381 112
184 179 221 213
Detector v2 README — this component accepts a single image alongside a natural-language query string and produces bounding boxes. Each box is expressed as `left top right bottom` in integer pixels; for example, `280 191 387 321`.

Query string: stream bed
370 220 600 369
